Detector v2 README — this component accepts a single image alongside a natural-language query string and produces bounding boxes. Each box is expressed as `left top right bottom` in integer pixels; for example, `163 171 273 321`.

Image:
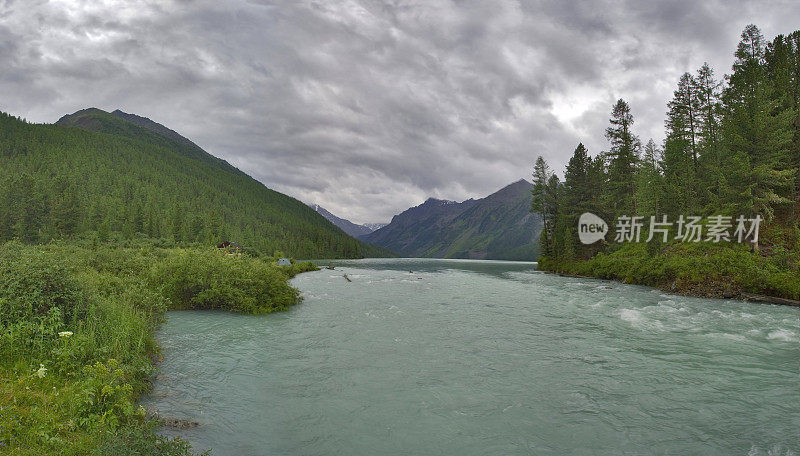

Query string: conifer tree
765 32 800 212
694 63 724 207
604 99 640 216
634 139 663 217
564 143 592 209
721 24 795 219
666 73 700 169
531 156 559 256
663 73 702 215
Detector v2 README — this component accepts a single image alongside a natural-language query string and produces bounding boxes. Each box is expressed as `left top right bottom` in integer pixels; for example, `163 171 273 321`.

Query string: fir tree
604 99 640 216
721 24 795 220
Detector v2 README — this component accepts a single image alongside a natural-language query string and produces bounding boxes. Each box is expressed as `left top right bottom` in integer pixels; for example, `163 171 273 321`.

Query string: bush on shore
538 242 800 300
151 249 309 313
0 241 316 455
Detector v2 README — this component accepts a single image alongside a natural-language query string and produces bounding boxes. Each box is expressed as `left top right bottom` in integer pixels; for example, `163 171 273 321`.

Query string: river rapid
142 258 800 455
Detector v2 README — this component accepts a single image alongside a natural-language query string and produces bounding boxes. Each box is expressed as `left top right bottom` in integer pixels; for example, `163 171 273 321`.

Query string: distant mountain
0 108 388 258
309 204 386 238
362 180 541 260
362 222 388 232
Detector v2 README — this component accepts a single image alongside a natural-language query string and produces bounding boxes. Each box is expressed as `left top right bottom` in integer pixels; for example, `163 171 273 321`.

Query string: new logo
578 212 608 244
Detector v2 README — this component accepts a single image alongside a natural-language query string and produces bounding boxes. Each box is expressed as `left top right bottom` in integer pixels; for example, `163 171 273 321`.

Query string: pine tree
558 144 587 258
666 73 700 169
663 73 702 215
695 63 722 150
604 99 640 216
694 63 724 207
531 156 559 256
765 32 800 214
721 24 796 220
634 139 664 217
531 156 552 215
543 174 562 257
564 143 591 208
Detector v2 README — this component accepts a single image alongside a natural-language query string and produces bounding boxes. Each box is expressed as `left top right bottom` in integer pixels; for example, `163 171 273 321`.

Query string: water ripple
142 259 800 456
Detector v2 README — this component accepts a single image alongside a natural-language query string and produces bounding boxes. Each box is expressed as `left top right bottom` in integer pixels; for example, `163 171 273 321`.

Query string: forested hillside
0 109 387 258
364 180 541 260
533 25 800 300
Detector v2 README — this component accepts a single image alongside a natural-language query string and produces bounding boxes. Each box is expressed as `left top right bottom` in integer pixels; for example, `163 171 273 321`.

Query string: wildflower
36 364 47 378
58 331 73 337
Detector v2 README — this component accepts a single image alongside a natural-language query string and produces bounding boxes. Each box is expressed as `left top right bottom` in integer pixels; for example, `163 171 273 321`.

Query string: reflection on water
143 259 800 455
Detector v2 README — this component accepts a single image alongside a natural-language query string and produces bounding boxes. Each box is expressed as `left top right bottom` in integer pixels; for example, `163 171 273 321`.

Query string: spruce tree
531 156 559 257
663 74 702 215
634 139 663 217
603 99 640 216
564 143 591 209
694 63 724 207
721 24 795 219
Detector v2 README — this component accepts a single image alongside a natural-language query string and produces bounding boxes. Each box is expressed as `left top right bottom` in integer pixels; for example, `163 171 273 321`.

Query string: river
142 258 800 455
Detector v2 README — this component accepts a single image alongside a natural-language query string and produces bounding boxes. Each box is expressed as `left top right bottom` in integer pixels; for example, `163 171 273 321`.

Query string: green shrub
151 249 302 313
75 359 136 430
0 245 87 326
540 241 800 300
0 241 316 455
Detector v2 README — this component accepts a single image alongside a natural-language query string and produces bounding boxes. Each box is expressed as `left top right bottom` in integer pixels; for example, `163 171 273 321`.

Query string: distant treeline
533 25 800 264
0 109 388 259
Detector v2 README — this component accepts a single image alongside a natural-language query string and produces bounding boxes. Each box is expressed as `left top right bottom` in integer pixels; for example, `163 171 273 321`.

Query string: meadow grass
0 240 316 455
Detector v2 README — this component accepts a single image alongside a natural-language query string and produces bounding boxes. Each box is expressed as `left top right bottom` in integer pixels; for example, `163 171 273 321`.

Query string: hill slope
363 180 541 260
56 108 240 171
0 109 386 258
309 204 384 238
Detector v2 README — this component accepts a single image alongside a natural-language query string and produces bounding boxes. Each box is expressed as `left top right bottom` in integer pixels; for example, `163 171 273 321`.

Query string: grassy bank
538 242 800 302
0 241 316 455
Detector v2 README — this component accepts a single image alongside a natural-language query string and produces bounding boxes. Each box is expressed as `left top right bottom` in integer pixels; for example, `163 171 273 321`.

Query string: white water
143 259 800 455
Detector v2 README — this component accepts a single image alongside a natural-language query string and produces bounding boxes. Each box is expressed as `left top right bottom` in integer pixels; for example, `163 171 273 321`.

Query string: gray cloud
1 0 798 224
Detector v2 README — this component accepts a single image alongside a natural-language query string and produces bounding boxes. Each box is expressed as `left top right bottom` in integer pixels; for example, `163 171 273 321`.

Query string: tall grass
0 240 316 454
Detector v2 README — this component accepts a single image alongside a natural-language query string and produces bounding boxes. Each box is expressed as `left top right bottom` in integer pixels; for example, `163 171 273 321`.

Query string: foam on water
767 329 797 342
143 258 800 456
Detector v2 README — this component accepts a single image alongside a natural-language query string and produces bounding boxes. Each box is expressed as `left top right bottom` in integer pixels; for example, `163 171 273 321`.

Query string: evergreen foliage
0 109 388 259
534 24 800 296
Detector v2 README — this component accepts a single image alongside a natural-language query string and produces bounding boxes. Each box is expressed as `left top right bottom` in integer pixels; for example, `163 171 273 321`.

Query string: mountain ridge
364 179 540 260
56 107 241 172
308 204 386 238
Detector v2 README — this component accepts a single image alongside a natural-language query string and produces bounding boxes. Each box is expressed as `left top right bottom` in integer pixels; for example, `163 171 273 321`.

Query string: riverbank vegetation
540 242 800 300
533 25 800 300
0 240 316 454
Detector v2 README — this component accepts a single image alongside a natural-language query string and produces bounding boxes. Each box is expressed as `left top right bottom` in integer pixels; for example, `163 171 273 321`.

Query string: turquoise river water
142 258 800 455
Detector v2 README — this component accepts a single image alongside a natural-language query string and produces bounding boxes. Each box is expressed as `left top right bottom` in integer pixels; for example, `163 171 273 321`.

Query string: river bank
537 242 800 305
0 240 315 455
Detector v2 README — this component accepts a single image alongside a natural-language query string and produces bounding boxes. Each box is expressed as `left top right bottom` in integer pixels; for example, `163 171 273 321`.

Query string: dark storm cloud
1 0 798 223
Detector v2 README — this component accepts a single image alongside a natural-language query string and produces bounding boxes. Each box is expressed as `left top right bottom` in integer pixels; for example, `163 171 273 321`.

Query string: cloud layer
2 0 798 223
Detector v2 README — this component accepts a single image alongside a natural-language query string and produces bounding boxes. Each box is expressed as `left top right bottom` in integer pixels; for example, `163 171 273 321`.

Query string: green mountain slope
55 108 239 171
363 180 542 260
0 109 388 258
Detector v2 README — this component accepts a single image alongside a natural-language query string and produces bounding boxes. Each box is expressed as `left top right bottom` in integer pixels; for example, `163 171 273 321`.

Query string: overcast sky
2 0 799 223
